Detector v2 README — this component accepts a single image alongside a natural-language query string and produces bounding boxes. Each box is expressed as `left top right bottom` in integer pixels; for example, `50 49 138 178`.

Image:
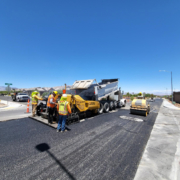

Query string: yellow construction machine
59 94 100 124
39 91 100 124
130 92 150 116
37 79 124 125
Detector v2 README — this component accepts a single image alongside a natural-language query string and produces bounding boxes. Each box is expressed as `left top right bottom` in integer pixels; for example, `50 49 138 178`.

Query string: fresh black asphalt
0 99 163 180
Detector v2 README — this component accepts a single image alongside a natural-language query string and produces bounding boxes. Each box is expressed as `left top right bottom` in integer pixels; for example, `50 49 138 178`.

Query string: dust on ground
0 103 6 107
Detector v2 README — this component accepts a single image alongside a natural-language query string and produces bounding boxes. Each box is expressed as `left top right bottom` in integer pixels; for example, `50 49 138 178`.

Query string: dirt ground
0 103 6 107
167 99 180 108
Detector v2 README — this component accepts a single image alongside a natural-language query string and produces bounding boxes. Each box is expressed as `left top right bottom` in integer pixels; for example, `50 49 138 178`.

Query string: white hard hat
62 94 67 97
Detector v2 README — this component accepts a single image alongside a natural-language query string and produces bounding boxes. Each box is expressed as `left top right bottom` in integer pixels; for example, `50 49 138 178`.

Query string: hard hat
53 91 58 95
60 94 67 101
31 91 38 97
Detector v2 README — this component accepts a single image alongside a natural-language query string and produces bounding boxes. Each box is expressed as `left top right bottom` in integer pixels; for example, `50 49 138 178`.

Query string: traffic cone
26 99 30 113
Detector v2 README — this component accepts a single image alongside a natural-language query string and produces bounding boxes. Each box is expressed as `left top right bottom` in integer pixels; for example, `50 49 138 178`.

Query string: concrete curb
0 100 24 109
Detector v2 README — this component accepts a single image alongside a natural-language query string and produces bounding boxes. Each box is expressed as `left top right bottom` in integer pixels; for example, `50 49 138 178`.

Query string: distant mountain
0 86 18 91
0 86 5 91
53 85 71 90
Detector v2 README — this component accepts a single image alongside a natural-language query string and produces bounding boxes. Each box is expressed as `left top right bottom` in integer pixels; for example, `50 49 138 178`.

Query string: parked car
11 93 30 102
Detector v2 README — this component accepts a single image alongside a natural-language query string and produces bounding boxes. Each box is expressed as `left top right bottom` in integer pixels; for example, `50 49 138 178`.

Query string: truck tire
109 101 113 111
117 102 121 108
123 101 126 107
103 102 109 113
98 103 104 114
113 101 117 109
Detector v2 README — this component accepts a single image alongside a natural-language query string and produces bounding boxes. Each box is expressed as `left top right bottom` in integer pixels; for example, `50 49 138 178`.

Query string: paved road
0 96 31 121
0 95 32 105
0 96 45 121
0 105 31 121
0 99 162 180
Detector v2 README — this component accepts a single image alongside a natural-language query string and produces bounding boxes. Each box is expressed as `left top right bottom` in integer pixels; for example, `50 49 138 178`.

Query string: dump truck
70 79 126 112
35 78 126 125
130 93 150 116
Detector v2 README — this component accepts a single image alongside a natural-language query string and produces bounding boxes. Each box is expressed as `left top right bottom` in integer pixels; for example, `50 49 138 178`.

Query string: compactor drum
130 95 150 116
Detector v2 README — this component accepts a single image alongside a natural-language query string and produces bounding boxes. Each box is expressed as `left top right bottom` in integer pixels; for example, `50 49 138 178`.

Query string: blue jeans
57 115 67 131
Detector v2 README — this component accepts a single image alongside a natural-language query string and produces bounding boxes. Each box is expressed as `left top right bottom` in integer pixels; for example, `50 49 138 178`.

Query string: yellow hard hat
31 91 38 97
53 91 58 95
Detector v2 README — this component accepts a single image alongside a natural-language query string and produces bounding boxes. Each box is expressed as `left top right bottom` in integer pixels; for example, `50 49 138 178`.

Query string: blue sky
0 0 179 94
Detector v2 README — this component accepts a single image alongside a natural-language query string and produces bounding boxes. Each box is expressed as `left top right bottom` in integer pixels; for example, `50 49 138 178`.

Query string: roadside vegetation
123 92 157 100
42 90 63 98
0 91 21 96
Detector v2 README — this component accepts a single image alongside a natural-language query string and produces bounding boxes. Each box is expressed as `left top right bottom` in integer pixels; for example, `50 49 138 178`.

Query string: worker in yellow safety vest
57 94 71 132
31 91 43 117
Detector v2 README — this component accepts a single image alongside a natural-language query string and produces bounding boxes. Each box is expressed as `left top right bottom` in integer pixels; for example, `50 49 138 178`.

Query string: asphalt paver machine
34 78 126 125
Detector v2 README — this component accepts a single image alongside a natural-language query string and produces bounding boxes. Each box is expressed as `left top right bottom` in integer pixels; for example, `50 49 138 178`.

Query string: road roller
130 93 150 116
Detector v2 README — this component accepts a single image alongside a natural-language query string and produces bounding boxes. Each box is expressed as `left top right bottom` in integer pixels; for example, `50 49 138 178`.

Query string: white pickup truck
11 93 30 102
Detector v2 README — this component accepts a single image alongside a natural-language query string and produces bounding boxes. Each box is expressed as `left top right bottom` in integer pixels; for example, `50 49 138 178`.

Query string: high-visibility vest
47 94 56 108
32 95 38 104
59 100 68 115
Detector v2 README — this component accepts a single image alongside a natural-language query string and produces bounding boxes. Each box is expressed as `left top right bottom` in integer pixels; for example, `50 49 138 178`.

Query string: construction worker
31 91 43 117
47 91 58 124
57 94 71 132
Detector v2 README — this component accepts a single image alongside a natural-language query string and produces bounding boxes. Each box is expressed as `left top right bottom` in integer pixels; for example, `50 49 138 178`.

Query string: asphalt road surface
0 95 31 105
0 96 46 121
0 99 163 180
0 96 31 121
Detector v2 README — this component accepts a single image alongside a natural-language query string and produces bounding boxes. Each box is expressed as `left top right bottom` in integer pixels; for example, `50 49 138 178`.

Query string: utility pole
159 70 173 103
171 71 173 103
5 83 12 95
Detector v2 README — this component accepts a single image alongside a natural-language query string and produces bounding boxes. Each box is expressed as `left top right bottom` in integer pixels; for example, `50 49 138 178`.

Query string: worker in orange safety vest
47 91 58 124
